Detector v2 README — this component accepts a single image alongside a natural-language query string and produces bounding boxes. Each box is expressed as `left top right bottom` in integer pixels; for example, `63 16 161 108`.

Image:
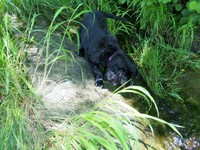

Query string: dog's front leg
91 65 104 88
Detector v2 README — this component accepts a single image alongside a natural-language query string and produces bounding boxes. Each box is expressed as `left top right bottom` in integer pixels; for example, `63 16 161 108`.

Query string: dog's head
105 51 138 86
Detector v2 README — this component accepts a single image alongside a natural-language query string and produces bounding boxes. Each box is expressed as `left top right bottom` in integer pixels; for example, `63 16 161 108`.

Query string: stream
124 72 200 150
11 14 200 150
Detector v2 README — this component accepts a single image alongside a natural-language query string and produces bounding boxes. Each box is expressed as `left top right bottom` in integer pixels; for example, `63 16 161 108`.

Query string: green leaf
83 119 118 149
92 111 130 149
118 0 126 5
180 16 190 24
79 137 96 150
86 133 115 150
115 86 160 117
173 0 178 3
175 3 182 11
140 114 183 137
147 1 152 6
162 0 172 4
189 1 197 10
141 1 145 7
181 9 190 16
196 4 200 13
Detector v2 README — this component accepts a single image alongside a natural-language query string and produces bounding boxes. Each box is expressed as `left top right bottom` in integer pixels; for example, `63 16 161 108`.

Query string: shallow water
127 70 200 150
12 13 200 149
154 99 200 150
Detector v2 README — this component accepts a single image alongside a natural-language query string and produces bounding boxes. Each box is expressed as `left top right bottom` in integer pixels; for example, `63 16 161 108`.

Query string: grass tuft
2 0 196 149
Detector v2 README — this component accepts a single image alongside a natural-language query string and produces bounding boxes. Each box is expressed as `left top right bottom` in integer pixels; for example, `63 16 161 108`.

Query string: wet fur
78 10 137 87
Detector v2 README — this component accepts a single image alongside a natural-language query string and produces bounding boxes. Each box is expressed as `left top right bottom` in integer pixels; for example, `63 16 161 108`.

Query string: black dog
78 10 137 87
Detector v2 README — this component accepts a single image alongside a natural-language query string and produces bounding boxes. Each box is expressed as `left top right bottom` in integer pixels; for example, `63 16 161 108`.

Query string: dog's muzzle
105 70 129 86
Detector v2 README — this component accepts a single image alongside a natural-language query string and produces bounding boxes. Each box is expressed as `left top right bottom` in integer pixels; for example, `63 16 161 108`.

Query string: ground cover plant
1 0 199 149
0 14 43 149
119 0 200 100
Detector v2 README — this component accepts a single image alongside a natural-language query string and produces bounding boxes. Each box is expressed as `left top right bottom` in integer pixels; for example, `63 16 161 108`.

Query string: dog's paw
95 78 104 88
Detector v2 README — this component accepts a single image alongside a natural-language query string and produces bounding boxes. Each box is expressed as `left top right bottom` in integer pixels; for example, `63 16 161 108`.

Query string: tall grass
44 86 182 149
0 13 44 149
132 41 184 100
124 0 172 37
0 0 186 149
123 0 200 100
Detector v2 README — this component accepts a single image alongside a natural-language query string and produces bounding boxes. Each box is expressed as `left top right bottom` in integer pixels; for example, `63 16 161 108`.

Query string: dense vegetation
0 0 199 149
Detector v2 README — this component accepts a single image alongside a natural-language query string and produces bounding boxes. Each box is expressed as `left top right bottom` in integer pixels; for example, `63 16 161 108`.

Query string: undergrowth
0 13 43 149
122 0 200 100
1 0 199 149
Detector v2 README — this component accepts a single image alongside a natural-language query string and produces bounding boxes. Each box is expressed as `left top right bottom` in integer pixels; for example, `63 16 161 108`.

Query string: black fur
78 10 137 87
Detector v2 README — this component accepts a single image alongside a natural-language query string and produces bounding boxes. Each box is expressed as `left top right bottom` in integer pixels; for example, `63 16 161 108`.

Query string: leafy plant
0 1 185 149
0 14 44 149
45 86 182 149
189 0 200 14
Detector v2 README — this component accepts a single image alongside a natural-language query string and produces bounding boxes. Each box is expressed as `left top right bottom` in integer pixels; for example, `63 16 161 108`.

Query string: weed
45 86 182 149
0 1 190 149
0 13 43 149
